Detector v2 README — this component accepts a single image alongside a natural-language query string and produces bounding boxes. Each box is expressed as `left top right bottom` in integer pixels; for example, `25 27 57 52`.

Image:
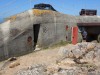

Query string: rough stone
72 49 82 58
86 43 96 51
58 47 71 58
58 58 75 67
96 71 100 75
87 71 96 75
77 42 88 49
15 64 46 75
47 64 60 74
94 49 100 61
85 51 95 61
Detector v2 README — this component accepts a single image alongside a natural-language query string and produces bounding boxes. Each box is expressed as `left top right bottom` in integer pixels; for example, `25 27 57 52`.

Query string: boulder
77 42 88 49
58 47 71 58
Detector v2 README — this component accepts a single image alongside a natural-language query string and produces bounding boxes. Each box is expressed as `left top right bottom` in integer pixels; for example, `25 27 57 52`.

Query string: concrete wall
0 9 100 61
0 28 33 61
8 28 33 57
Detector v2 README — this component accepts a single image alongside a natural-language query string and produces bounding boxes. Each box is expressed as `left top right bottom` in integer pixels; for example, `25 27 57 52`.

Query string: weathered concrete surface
0 9 100 61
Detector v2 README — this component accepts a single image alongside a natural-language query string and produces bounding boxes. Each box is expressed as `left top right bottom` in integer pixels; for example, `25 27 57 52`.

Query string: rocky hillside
0 42 100 75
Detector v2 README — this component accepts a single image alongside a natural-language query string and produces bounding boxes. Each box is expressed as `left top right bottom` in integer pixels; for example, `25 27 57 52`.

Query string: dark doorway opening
33 24 40 49
78 23 100 42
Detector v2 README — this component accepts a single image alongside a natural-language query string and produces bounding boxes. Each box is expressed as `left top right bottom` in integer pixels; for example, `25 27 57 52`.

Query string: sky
0 0 100 23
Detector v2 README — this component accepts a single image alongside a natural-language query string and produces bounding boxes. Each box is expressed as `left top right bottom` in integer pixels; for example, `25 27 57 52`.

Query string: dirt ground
0 45 67 75
0 42 99 75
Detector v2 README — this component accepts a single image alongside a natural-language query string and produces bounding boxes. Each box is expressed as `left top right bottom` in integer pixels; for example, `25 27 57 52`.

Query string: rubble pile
58 42 100 63
15 42 100 75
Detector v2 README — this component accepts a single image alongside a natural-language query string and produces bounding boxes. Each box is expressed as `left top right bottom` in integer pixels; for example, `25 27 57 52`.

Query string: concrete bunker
0 4 100 61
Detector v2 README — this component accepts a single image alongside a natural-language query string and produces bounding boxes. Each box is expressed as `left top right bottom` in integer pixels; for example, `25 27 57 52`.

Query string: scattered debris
0 57 18 71
8 57 17 62
9 61 20 68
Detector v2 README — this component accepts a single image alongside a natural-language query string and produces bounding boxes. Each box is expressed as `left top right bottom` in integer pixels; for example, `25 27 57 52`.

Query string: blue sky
0 0 100 22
